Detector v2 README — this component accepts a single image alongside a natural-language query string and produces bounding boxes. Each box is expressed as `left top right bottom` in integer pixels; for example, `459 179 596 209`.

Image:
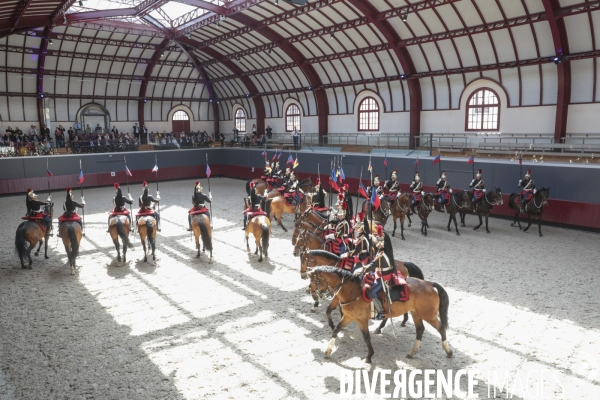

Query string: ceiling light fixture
216 20 220 27
553 55 562 64
49 39 53 45
143 98 147 103
401 12 408 22
330 31 335 39
274 0 278 4
236 57 240 62
268 48 272 54
187 33 192 39
400 74 406 81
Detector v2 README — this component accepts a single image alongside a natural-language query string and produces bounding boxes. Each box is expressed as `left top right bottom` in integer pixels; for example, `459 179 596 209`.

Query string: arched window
358 97 380 131
235 109 246 132
466 89 499 131
173 110 189 121
285 104 301 132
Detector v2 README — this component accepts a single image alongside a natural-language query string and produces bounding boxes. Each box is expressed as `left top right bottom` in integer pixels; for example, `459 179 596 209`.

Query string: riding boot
242 216 247 230
186 214 192 231
372 297 385 320
156 214 161 232
107 215 111 233
520 203 526 214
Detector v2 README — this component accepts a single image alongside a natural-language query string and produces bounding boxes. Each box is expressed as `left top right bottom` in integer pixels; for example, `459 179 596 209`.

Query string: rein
484 192 499 206
451 192 468 209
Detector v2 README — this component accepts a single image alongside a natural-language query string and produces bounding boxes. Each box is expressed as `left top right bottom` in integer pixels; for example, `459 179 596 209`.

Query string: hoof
196 254 200 258
310 308 317 313
456 232 461 236
447 228 451 232
325 349 332 357
473 227 478 231
21 266 27 269
365 358 372 364
447 351 453 358
391 233 395 237
44 256 49 259
34 253 39 257
374 329 382 335
461 224 466 227
28 265 32 270
406 353 414 359
246 248 250 253
486 231 491 234
400 322 406 327
209 257 213 264
511 223 515 227
258 258 263 262
401 236 405 241
519 227 523 231
539 234 543 237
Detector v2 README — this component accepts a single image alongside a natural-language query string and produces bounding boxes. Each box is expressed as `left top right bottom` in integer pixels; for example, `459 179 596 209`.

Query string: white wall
566 104 600 133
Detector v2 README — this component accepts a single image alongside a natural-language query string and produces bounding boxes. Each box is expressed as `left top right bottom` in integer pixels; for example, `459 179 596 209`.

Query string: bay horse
265 187 311 232
294 229 326 256
460 188 503 234
191 213 213 262
361 197 391 227
433 190 472 236
245 214 270 262
415 192 435 236
58 221 83 275
292 220 325 250
15 202 53 269
109 215 133 265
137 216 157 264
311 266 452 362
508 187 550 237
390 193 412 240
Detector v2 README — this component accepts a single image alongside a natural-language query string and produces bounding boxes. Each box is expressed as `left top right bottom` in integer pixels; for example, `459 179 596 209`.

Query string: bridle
310 272 347 302
484 191 501 206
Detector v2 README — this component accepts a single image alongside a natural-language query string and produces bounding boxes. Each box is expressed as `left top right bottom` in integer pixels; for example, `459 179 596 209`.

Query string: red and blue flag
78 169 84 184
359 182 368 198
370 183 380 210
46 169 53 177
206 164 211 178
433 155 441 164
467 156 474 164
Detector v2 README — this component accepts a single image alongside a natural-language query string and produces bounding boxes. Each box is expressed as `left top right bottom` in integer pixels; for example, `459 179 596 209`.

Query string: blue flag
206 164 211 178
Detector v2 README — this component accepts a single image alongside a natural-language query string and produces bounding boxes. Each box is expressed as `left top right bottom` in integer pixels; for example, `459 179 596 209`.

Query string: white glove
353 267 364 276
449 189 453 193
421 191 425 195
340 252 348 259
533 189 537 194
299 188 304 194
325 233 334 240
81 196 85 205
128 193 132 201
482 189 487 193
157 191 160 196
209 192 213 200
47 195 52 202
519 180 522 185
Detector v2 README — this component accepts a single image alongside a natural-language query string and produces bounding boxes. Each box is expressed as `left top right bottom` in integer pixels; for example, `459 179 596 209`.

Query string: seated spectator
219 132 225 146
14 127 23 137
30 125 38 136
257 134 266 146
68 127 75 142
55 128 65 148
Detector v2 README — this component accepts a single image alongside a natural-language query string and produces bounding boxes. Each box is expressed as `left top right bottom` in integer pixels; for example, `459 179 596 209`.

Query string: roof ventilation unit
283 0 308 5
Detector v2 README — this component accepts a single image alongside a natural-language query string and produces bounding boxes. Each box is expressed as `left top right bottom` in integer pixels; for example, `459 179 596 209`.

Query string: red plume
195 181 199 185
376 225 383 236
250 182 255 188
142 181 147 187
338 193 343 201
358 211 364 221
66 187 71 192
27 188 31 192
114 183 119 189
342 202 347 210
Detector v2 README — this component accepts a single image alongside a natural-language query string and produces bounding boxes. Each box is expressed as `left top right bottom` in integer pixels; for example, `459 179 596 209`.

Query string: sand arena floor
0 178 599 399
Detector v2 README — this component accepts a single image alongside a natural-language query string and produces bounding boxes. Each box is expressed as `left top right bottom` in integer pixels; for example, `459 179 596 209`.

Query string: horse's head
379 197 391 217
423 192 435 206
492 188 503 205
538 187 550 207
460 190 472 208
293 230 306 256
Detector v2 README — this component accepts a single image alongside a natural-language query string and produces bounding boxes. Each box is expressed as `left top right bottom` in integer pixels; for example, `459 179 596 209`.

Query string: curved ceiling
1 0 600 136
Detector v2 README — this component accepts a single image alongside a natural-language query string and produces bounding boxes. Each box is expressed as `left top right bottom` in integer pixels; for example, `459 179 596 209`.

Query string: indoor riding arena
1 1 599 400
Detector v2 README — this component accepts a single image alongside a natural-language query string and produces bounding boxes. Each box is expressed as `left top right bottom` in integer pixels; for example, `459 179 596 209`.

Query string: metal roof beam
176 0 227 15
65 8 138 23
138 39 171 132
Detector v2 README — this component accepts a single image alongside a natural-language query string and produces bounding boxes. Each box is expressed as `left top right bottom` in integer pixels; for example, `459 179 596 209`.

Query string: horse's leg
392 216 397 237
422 314 453 358
401 313 409 327
141 233 147 262
357 319 375 363
406 312 426 358
460 211 466 227
538 215 543 237
113 237 121 264
400 215 406 240
325 297 340 328
512 211 523 230
374 319 388 334
325 315 352 358
452 213 460 236
26 242 34 268
44 235 49 259
474 214 482 230
447 213 452 232
278 211 287 232
485 214 491 234
257 236 263 262
407 212 412 227
524 213 532 232
35 239 43 256
246 233 250 252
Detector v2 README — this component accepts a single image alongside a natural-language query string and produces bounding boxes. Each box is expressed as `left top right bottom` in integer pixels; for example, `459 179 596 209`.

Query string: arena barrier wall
0 148 598 230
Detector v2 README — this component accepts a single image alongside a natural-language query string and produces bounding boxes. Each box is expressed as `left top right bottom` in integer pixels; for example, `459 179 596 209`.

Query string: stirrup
373 312 386 321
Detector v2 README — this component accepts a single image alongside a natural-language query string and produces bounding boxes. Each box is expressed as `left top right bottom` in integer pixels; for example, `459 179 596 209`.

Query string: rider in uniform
409 172 423 214
242 182 264 230
469 169 485 211
62 187 85 226
342 212 371 272
312 179 327 210
384 170 400 202
26 188 53 232
287 171 304 206
187 181 212 231
325 203 350 255
107 183 133 232
138 181 161 231
518 169 535 214
436 171 451 213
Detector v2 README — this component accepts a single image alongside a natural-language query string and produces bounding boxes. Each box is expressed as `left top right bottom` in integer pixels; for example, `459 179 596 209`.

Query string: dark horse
434 190 472 236
361 197 391 227
415 193 435 236
508 187 550 237
460 188 503 234
390 193 412 240
15 203 53 269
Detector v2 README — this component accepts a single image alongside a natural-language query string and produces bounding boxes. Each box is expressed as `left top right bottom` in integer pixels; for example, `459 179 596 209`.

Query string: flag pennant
125 165 132 176
277 152 282 160
287 155 294 165
293 158 299 169
359 182 368 198
46 169 53 177
433 155 441 164
368 161 372 172
413 158 420 166
467 156 474 164
272 154 277 161
519 156 522 165
383 157 388 167
329 177 339 192
152 164 158 172
339 167 345 180
78 169 84 184
370 184 380 210
261 150 267 157
330 168 337 182
206 164 211 178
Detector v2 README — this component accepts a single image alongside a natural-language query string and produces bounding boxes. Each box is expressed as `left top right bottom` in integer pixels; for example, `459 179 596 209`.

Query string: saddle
312 207 330 215
474 190 484 200
246 210 267 219
189 206 209 215
387 192 398 202
58 214 82 223
109 209 130 217
283 192 303 205
136 208 156 217
22 214 44 221
437 190 451 206
361 271 409 303
521 191 533 204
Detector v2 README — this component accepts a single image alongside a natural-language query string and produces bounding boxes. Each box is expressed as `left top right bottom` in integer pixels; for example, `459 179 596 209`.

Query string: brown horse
460 188 504 233
245 214 271 262
15 203 53 269
433 190 472 236
361 197 391 227
245 178 266 195
508 187 549 237
58 222 83 275
390 193 412 240
415 192 435 236
191 213 213 262
265 194 308 232
109 215 133 265
137 216 157 264
311 266 452 363
292 220 325 248
294 229 326 256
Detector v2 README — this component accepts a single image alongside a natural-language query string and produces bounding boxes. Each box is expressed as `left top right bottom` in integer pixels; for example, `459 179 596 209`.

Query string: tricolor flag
261 150 267 157
339 167 345 181
46 169 53 177
331 167 337 182
277 152 282 160
368 161 372 172
287 155 293 165
467 156 474 164
370 184 380 210
152 164 159 172
206 164 211 178
383 157 388 167
293 158 299 169
433 155 441 164
272 154 278 161
413 158 419 166
359 182 368 198
125 165 132 176
329 177 339 192
78 169 84 184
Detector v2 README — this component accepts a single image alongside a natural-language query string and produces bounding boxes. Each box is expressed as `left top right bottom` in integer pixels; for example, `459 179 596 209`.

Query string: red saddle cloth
474 190 483 200
388 192 398 202
283 192 304 205
22 214 44 221
189 207 209 215
246 210 267 219
312 206 330 213
109 209 130 217
339 255 359 272
521 191 533 204
412 192 422 202
136 208 156 217
58 214 82 223
361 271 409 303
437 190 450 206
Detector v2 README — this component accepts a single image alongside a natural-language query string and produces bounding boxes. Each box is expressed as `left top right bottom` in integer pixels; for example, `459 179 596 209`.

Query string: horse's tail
67 223 79 260
508 193 518 209
403 261 424 280
245 181 251 196
433 282 449 331
116 217 132 249
15 224 29 261
198 217 212 252
265 198 273 218
261 222 270 253
146 219 156 251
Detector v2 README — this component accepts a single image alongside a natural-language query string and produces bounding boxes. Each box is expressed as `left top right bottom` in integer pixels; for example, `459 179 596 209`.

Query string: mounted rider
470 169 485 211
340 183 353 223
263 162 272 179
286 171 304 206
384 170 400 201
107 183 133 232
340 212 372 272
409 172 423 214
436 170 451 213
187 181 212 231
367 175 384 198
242 182 265 230
25 188 53 232
61 187 84 226
518 169 535 213
312 179 328 212
325 199 350 255
138 181 161 231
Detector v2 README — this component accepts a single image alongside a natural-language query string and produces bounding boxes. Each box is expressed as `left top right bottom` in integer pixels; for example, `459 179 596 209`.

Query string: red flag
329 177 339 192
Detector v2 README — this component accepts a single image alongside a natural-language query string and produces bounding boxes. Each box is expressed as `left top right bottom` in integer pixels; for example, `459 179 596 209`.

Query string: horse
245 178 266 195
460 188 503 234
293 229 326 256
191 213 213 262
15 202 53 269
245 214 271 262
265 191 311 232
109 215 133 265
508 187 550 237
361 197 391 227
311 266 452 362
58 221 83 275
390 193 412 240
433 190 472 236
137 216 157 264
415 192 435 236
292 220 325 248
